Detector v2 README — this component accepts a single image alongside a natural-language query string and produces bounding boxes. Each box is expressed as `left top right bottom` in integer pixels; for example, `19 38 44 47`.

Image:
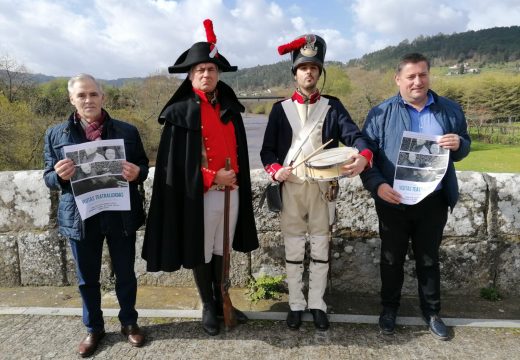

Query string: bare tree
0 53 33 102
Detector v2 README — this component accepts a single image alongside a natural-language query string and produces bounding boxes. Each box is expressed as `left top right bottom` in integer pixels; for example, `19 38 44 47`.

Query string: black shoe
379 309 397 335
310 309 329 331
202 303 220 336
423 314 449 341
286 310 303 330
232 307 248 324
216 305 248 324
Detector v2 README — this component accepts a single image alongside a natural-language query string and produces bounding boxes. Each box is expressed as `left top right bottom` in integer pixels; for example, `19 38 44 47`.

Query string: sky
0 0 519 80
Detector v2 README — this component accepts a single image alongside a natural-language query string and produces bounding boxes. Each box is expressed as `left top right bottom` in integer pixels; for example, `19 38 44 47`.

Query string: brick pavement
0 314 519 359
0 286 519 359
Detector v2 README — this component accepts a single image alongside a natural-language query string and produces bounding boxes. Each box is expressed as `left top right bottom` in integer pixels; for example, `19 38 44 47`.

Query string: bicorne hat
168 19 237 73
278 34 326 74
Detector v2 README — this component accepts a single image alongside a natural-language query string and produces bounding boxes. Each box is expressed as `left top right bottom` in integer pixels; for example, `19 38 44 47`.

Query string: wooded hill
222 26 520 91
219 61 345 94
348 26 520 70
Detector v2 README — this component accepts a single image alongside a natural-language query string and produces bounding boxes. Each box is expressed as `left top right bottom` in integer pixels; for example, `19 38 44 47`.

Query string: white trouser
308 234 329 311
203 188 239 263
284 235 329 312
280 181 330 312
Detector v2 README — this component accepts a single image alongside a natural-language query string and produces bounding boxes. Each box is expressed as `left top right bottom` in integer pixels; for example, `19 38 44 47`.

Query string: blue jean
69 213 138 333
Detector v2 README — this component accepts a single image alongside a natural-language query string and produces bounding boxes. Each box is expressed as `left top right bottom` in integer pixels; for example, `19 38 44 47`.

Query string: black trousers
375 192 448 316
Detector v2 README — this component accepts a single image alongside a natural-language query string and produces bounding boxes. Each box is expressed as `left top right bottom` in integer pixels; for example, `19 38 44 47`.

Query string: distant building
446 63 480 75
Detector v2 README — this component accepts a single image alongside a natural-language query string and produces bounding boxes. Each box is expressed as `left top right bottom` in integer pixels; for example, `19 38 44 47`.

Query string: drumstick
291 139 333 169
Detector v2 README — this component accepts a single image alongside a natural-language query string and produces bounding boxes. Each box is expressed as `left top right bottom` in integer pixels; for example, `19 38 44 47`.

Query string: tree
32 79 72 118
0 94 44 170
0 53 33 102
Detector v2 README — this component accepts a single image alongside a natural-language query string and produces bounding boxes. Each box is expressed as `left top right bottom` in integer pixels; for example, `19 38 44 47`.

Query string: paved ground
0 286 519 359
242 113 267 169
1 314 519 360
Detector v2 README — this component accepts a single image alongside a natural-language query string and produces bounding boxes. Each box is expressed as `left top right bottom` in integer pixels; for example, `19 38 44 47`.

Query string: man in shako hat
260 35 374 330
142 19 258 336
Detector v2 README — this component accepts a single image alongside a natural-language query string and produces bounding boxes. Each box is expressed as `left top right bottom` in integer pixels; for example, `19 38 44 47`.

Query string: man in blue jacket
361 53 471 340
43 74 149 357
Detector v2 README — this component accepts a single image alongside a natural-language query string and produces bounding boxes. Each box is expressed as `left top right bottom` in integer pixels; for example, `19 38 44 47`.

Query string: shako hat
278 34 326 74
168 19 237 73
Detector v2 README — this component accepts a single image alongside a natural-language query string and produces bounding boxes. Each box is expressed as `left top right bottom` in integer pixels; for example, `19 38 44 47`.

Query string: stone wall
0 169 519 296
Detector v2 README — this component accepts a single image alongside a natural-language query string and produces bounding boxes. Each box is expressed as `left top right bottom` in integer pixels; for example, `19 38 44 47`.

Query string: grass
480 287 502 301
455 141 520 173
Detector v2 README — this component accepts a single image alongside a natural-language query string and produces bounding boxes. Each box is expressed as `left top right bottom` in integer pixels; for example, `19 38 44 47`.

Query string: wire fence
469 124 520 144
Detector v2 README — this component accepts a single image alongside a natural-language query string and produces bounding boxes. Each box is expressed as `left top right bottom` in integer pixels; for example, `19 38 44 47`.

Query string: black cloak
142 78 259 272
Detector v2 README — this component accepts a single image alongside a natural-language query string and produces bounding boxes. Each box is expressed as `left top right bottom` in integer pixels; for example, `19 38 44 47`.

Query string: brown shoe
78 331 105 358
121 324 145 347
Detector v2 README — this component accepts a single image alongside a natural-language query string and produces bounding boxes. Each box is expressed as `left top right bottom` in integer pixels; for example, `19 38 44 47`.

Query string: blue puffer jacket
43 111 149 240
360 90 471 210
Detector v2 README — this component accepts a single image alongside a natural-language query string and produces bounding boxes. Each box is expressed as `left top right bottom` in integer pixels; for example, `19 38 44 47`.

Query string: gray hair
67 73 104 95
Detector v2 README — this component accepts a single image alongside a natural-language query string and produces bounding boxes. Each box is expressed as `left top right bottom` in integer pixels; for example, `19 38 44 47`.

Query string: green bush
246 274 286 303
480 287 502 301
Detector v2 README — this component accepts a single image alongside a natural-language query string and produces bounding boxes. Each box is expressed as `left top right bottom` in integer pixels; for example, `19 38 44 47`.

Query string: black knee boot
212 255 248 324
193 263 219 335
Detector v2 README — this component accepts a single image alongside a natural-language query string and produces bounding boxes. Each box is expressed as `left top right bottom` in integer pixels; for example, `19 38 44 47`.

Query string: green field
455 141 520 173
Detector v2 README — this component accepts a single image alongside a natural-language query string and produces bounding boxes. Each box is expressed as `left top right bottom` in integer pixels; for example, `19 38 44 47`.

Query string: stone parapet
0 169 518 296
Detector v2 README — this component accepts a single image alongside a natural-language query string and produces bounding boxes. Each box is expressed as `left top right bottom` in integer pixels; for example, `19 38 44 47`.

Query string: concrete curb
1 306 519 328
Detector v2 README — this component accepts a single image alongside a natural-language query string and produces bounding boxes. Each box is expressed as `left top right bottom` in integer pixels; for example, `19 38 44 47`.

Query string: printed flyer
63 139 129 220
393 131 449 205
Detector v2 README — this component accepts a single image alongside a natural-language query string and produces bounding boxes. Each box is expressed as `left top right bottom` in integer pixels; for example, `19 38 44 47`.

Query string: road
243 113 268 170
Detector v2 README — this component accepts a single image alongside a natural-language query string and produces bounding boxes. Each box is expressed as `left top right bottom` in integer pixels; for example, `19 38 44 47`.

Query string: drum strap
282 98 330 166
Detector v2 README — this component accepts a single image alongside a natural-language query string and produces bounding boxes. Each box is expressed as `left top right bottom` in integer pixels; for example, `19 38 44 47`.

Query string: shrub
246 274 286 303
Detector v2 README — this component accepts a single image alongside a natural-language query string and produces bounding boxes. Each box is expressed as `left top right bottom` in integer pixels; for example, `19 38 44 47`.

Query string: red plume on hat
203 19 217 44
203 19 218 57
278 37 306 55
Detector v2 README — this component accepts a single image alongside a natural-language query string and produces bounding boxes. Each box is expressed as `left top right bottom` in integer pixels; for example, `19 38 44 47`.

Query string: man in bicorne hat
260 34 374 331
142 19 258 336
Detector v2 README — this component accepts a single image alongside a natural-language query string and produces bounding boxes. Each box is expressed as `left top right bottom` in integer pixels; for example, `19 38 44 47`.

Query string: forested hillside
347 26 520 70
220 60 345 93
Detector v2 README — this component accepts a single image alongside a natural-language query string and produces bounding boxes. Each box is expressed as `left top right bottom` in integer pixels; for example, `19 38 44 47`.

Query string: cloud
0 0 293 78
0 0 516 79
348 0 518 58
464 0 520 30
352 0 468 40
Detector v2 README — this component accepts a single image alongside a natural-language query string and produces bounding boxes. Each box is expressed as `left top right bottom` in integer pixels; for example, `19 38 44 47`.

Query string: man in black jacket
142 19 258 336
43 74 149 357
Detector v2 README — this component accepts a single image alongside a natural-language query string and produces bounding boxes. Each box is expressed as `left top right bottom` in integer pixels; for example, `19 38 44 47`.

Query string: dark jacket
360 90 471 210
260 95 373 167
43 111 149 240
142 79 259 272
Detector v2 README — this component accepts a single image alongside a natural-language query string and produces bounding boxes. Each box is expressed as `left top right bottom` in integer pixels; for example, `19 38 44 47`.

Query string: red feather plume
278 37 306 55
203 19 217 44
